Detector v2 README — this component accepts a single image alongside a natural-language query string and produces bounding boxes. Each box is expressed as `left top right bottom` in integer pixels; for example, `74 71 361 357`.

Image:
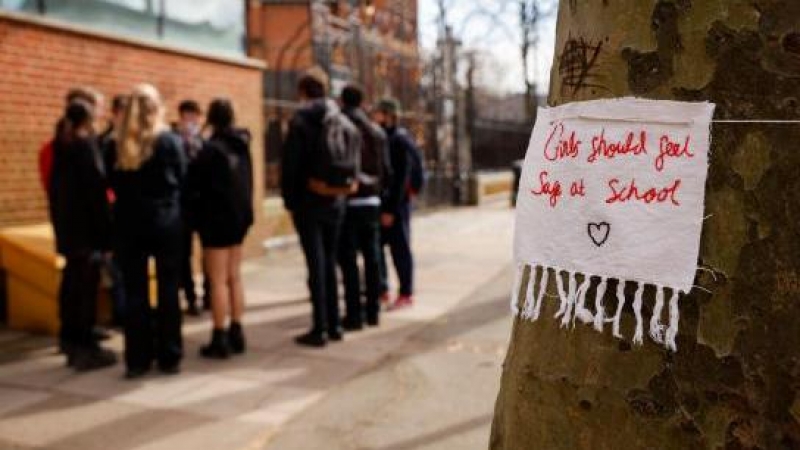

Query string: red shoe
389 295 413 311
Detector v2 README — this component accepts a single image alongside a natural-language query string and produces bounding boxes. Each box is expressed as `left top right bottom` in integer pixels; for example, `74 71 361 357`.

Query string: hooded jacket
49 134 112 255
281 98 351 213
187 128 254 242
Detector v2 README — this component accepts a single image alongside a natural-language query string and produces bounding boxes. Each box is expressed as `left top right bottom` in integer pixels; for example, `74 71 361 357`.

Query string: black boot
295 330 327 348
72 346 117 372
200 329 230 359
342 316 363 331
366 314 379 327
228 322 246 355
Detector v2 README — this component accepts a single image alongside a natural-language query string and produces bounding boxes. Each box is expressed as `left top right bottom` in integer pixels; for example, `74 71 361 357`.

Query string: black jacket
281 99 346 213
49 134 112 255
382 126 414 213
187 128 254 242
342 107 392 200
106 131 187 239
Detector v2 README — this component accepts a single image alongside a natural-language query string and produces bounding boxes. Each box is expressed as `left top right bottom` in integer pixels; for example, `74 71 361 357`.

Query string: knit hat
376 98 401 116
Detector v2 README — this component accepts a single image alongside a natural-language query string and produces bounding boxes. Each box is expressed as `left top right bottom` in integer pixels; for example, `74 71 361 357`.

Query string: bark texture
491 1 800 449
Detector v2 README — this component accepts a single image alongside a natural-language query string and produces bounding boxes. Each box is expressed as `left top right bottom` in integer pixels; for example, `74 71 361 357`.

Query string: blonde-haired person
187 99 253 358
107 84 187 379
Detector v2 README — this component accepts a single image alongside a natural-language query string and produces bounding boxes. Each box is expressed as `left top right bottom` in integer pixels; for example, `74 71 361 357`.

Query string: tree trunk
491 1 800 449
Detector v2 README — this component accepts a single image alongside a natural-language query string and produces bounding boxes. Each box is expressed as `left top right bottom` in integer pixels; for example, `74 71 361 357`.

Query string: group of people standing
42 65 422 375
282 67 424 347
44 84 254 378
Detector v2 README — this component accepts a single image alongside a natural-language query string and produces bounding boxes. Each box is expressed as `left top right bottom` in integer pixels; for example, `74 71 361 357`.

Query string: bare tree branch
456 2 516 42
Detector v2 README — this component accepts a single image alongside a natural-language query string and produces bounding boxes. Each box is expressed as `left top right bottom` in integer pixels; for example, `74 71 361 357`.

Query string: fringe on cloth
509 263 683 352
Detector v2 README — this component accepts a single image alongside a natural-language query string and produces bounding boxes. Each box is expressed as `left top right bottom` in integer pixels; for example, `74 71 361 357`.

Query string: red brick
0 15 266 255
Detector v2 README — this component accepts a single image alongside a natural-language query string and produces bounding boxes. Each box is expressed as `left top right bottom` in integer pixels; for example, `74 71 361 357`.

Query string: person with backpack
188 99 254 359
50 99 117 372
107 84 186 379
337 85 392 330
281 67 361 347
374 98 425 310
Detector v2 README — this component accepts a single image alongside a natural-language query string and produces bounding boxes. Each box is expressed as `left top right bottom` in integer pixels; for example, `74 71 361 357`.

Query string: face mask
185 122 200 136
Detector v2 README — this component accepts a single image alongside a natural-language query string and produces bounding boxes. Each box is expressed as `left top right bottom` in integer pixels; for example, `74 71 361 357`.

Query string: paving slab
261 268 514 450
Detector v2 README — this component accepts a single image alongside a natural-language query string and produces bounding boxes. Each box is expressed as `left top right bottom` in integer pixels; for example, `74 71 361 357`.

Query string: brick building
248 0 419 103
0 2 268 253
247 0 421 195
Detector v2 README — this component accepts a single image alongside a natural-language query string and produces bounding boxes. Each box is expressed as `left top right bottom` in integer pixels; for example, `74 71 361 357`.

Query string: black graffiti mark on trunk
559 35 605 95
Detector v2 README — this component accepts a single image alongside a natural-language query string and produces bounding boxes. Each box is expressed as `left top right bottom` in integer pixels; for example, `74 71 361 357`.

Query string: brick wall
248 3 313 72
0 12 268 256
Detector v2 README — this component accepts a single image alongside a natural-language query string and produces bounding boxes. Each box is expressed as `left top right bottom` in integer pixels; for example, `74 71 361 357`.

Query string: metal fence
470 118 531 171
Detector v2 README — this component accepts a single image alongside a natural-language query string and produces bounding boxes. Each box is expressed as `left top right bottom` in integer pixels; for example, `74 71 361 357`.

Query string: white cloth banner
512 98 715 351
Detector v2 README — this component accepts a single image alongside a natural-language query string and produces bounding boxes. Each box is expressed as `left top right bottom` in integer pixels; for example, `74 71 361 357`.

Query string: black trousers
338 205 382 324
59 251 100 349
102 257 126 327
179 225 198 305
293 204 344 334
118 227 183 370
380 201 414 296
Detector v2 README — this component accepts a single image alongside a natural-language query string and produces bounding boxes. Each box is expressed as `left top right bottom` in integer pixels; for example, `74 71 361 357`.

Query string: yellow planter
0 223 156 336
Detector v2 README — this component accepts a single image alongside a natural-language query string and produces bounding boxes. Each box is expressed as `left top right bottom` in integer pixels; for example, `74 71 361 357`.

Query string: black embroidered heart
588 222 611 247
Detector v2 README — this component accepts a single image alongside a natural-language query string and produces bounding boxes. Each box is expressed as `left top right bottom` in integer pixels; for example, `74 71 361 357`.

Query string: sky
418 0 558 95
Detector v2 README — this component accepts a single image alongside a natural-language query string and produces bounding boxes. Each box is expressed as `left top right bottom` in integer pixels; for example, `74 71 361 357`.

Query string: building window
162 0 245 56
0 0 246 57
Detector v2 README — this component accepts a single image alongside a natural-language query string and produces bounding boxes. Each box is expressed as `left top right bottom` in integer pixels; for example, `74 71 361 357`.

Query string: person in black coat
49 99 117 371
107 84 186 379
188 99 254 359
281 67 360 348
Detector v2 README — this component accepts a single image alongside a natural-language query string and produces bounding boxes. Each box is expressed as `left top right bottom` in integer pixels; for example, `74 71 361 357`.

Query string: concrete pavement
262 267 513 450
0 203 513 450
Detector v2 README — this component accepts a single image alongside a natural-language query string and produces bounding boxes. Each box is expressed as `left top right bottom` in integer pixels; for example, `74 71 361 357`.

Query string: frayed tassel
664 289 680 352
611 281 626 339
649 285 666 344
554 270 569 319
559 271 578 328
510 263 524 315
521 265 537 319
573 276 594 325
592 277 608 332
632 282 645 346
531 266 549 320
511 265 684 352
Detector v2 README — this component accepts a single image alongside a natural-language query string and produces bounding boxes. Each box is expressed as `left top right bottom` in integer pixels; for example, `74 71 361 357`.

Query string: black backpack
315 104 361 188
